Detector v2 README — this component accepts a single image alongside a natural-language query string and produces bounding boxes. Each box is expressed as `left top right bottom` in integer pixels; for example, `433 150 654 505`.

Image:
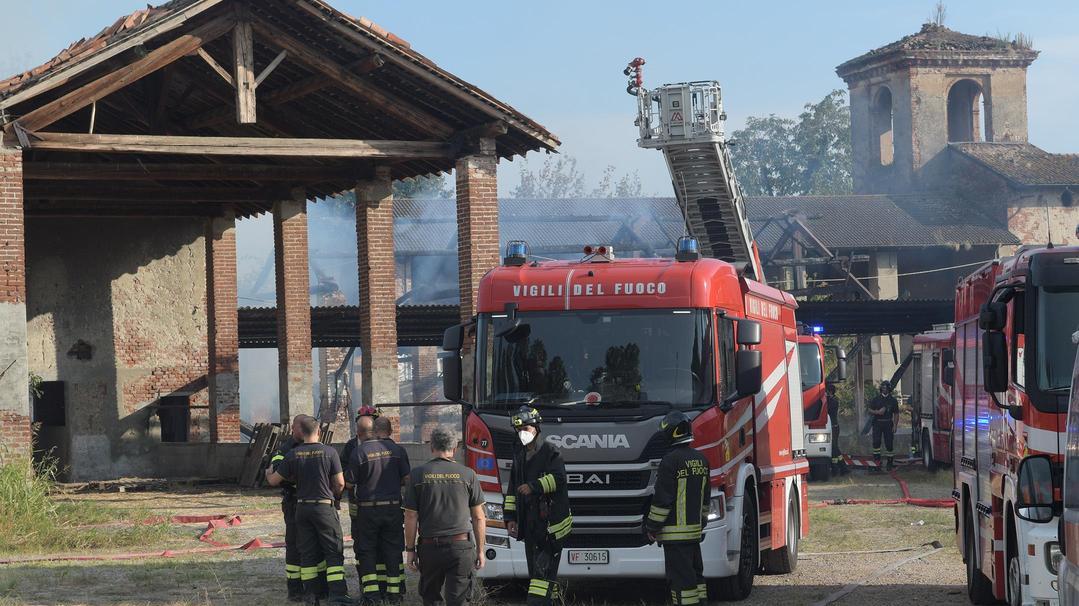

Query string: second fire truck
910 324 955 471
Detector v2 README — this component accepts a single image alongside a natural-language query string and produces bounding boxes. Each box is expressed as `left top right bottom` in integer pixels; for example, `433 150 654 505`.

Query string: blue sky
3 1 1077 196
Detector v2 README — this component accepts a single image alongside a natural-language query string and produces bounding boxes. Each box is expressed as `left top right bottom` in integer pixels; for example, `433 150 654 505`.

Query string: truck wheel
762 490 799 574
1006 526 1021 606
965 513 996 604
808 460 831 482
710 486 757 601
922 433 937 472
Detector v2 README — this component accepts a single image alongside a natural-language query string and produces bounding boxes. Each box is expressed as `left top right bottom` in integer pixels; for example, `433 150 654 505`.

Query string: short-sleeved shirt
276 442 343 502
349 438 411 501
868 394 899 423
403 457 483 538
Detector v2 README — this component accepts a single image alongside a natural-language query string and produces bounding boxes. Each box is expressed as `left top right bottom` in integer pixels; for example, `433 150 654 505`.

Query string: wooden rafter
24 161 360 182
11 17 235 133
255 50 289 88
196 48 234 87
15 132 455 159
233 21 257 124
248 18 455 138
25 184 289 202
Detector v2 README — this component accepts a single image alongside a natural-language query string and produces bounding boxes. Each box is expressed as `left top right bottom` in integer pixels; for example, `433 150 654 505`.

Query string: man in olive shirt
267 415 352 605
403 425 486 606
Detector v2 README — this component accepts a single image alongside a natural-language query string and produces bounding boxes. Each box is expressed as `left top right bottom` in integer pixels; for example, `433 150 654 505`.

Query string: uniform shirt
403 457 483 538
868 394 899 423
270 436 299 499
645 444 711 543
349 437 411 501
276 442 343 502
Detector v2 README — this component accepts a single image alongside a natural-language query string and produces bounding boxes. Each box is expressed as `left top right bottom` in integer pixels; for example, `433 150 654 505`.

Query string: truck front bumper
480 520 735 579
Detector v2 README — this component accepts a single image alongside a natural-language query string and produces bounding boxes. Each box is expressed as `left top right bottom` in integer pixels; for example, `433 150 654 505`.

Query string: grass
803 503 954 554
0 459 181 555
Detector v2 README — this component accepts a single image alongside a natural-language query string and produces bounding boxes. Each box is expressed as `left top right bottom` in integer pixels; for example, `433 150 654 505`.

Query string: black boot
287 579 304 603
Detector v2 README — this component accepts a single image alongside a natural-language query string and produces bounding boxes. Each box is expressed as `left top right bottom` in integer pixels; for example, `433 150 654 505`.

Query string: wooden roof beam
25 184 291 202
10 16 236 134
248 18 455 139
14 132 455 159
24 161 362 182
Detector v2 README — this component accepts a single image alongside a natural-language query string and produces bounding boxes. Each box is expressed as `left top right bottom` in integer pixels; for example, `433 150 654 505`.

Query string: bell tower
836 24 1038 194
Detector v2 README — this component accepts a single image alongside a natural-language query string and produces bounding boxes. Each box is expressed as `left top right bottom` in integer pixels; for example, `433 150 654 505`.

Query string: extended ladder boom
630 69 763 280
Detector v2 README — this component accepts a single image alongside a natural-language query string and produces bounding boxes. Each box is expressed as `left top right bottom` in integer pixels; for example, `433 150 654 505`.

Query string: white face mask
519 430 536 446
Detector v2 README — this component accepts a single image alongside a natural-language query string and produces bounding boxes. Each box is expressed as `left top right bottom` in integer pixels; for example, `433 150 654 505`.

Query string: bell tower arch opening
871 87 895 166
947 79 989 143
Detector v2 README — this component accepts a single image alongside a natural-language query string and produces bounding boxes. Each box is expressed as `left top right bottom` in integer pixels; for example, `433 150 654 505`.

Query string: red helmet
356 405 380 419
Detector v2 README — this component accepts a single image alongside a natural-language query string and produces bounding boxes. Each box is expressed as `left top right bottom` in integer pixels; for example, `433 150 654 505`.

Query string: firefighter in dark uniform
644 411 710 606
268 417 305 601
267 415 353 605
403 425 487 606
349 415 411 604
504 407 572 606
342 408 378 589
868 380 899 471
826 383 848 476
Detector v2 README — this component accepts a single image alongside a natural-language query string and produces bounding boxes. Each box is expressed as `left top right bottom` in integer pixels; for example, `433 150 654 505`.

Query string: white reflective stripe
1024 426 1061 454
476 474 499 484
574 515 642 524
760 460 808 479
993 539 1004 552
563 269 576 310
711 445 752 477
754 357 788 406
754 389 784 432
466 445 494 456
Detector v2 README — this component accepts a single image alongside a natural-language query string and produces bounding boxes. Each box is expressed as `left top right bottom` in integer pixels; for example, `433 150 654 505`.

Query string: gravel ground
0 469 965 606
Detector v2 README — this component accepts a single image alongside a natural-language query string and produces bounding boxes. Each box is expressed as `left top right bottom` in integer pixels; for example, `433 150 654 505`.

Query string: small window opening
871 87 894 166
158 395 191 443
948 79 990 143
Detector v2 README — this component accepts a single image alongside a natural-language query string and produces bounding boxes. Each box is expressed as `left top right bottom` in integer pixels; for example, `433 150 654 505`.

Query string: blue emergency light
504 240 530 266
811 325 824 334
675 236 701 262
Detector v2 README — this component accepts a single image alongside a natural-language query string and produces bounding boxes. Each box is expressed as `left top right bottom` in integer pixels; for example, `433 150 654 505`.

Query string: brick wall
207 213 240 442
455 138 499 323
0 147 29 465
273 197 312 423
356 167 399 408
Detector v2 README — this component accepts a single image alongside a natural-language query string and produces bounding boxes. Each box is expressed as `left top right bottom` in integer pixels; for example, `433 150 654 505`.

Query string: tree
730 90 852 196
591 166 643 198
512 155 641 198
393 174 453 199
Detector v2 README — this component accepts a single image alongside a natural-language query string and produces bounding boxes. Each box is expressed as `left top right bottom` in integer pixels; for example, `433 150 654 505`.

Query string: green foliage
393 174 454 199
0 459 175 554
731 90 853 196
511 155 641 199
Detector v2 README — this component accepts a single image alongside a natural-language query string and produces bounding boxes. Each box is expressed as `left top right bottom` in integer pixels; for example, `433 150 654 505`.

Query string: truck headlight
707 495 726 521
1047 542 1062 575
485 502 504 521
808 432 830 444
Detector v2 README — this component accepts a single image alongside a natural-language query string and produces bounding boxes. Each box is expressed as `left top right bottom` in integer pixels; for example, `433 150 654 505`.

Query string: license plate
568 549 609 565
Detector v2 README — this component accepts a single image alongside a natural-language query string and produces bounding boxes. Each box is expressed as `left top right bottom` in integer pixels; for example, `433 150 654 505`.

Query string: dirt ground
0 466 963 606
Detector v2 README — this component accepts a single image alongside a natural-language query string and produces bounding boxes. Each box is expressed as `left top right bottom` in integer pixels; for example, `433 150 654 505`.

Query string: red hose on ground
813 467 953 509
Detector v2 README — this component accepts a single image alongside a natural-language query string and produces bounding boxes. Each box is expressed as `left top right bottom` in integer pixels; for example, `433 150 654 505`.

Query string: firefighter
349 415 411 605
267 415 353 605
504 406 572 606
826 383 848 476
268 416 306 602
644 411 710 606
867 380 899 471
342 407 379 589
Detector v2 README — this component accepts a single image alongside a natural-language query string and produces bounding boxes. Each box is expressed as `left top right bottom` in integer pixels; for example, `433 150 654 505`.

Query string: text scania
547 434 631 449
511 282 667 298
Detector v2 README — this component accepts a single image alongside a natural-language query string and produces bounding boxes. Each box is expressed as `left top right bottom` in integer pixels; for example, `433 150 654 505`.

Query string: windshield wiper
597 400 674 409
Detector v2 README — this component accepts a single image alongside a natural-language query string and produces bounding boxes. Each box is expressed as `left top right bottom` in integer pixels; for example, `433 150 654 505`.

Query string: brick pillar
207 211 240 442
0 147 30 465
455 138 499 324
274 195 312 424
356 167 399 414
869 252 899 388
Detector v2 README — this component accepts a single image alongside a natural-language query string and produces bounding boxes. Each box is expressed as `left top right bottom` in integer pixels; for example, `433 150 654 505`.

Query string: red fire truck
910 324 955 471
1059 330 1079 606
953 245 1078 605
441 237 809 599
798 331 847 482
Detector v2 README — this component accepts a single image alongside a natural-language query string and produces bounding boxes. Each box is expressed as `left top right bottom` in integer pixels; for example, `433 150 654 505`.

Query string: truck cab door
785 339 806 455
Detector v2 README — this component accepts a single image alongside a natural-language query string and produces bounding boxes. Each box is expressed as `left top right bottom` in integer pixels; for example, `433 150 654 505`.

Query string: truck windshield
798 343 823 391
478 309 714 410
1036 287 1079 392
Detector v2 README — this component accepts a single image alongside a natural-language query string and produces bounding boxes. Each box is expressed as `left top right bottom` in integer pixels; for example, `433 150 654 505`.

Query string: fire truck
438 66 808 599
952 245 1079 605
909 324 955 471
798 330 847 482
1060 330 1079 606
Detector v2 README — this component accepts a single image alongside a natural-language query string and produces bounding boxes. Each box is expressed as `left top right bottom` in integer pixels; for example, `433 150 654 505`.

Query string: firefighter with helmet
644 411 711 605
504 406 572 606
867 380 899 471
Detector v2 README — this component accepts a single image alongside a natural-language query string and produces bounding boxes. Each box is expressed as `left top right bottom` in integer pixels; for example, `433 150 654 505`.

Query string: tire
922 433 937 472
965 513 997 605
481 579 528 599
762 490 799 574
710 485 757 601
1006 527 1021 606
808 460 831 482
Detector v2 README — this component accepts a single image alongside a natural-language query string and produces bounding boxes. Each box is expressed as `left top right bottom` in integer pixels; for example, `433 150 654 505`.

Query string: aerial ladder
626 58 764 281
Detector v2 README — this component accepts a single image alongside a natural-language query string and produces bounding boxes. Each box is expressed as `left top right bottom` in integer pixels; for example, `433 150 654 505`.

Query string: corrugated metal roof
951 142 1079 187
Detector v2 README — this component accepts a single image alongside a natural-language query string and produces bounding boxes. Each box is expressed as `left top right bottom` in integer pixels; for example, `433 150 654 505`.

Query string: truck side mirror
982 331 1008 393
836 348 848 382
721 350 762 411
1015 455 1055 523
441 324 466 403
442 324 465 352
979 301 1007 331
942 349 955 386
737 319 761 345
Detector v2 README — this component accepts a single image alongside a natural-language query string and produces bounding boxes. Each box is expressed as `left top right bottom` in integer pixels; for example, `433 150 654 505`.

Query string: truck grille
567 470 650 491
564 533 649 549
570 496 648 518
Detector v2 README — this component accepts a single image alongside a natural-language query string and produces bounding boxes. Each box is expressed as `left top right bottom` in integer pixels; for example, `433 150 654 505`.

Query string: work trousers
871 421 895 467
524 535 563 606
830 422 846 471
663 542 705 605
418 539 475 606
356 504 405 598
296 503 348 599
283 498 304 597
